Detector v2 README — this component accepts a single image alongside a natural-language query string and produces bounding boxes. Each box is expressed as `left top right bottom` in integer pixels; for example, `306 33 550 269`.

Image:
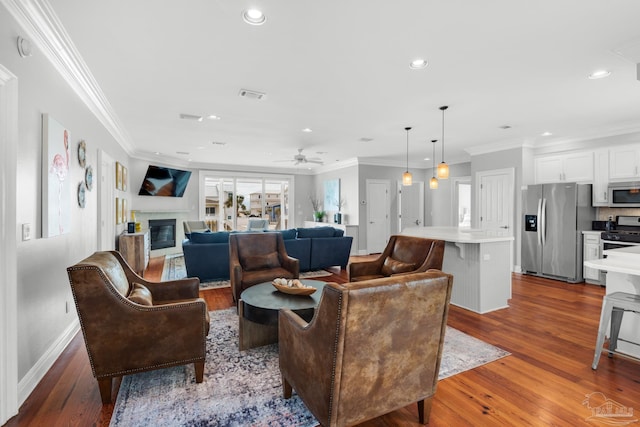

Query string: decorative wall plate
78 140 86 168
85 165 94 191
77 182 86 208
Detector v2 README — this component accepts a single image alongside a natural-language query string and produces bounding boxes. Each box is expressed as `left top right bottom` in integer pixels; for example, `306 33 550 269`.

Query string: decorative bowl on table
272 278 316 296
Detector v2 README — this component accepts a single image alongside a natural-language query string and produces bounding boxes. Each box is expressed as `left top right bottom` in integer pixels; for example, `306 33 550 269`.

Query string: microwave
608 182 640 207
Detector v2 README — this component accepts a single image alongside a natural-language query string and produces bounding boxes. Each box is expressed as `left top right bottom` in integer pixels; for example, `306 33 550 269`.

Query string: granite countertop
401 226 514 244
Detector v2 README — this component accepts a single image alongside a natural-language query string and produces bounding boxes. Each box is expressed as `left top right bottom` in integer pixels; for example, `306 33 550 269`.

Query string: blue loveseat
182 227 353 282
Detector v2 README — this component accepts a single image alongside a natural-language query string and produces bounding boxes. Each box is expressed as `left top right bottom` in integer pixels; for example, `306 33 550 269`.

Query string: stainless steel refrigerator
521 183 594 283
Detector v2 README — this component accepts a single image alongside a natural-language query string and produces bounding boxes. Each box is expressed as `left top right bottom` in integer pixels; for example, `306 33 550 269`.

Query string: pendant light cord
440 106 448 161
405 127 411 171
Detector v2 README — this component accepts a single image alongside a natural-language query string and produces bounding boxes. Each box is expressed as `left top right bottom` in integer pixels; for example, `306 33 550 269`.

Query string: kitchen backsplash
596 207 640 221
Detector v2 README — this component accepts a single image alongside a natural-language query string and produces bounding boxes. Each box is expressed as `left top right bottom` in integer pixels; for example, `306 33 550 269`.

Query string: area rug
110 308 510 427
161 255 333 290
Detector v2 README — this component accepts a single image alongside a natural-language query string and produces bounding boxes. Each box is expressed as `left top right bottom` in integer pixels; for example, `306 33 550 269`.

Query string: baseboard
18 319 80 406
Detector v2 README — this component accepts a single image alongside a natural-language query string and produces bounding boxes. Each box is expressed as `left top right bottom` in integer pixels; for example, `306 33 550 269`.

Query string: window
200 172 292 231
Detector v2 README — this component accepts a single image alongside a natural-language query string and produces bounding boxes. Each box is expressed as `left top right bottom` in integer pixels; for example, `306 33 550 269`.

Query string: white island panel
583 245 640 359
402 227 513 314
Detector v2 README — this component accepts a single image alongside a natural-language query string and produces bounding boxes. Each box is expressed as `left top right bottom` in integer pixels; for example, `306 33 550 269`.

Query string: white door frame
0 64 19 424
451 176 471 227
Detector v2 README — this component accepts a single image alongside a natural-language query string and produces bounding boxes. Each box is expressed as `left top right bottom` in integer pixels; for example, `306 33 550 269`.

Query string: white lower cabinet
583 231 601 284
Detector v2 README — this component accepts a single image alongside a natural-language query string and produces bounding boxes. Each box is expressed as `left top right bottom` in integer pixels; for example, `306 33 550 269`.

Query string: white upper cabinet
534 151 594 184
609 145 640 181
593 149 609 206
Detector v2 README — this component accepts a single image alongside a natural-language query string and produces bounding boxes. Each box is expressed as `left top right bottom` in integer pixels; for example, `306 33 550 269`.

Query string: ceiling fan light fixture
242 9 266 25
403 126 413 186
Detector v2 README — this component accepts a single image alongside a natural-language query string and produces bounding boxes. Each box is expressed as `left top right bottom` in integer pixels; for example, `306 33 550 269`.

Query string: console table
118 230 150 276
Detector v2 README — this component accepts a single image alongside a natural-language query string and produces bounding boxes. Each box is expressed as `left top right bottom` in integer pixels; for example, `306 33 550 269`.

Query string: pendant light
437 105 450 179
430 139 438 189
402 126 413 186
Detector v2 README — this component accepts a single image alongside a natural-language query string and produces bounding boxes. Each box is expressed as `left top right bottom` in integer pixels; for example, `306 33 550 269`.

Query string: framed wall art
116 161 123 190
121 198 127 224
116 197 122 224
42 114 72 237
324 178 340 212
122 166 128 191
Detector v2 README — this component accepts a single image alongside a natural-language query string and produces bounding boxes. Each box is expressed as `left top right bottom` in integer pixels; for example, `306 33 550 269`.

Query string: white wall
0 8 129 400
424 162 472 227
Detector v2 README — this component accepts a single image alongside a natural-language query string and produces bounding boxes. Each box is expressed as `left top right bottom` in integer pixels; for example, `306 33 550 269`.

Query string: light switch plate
22 223 31 241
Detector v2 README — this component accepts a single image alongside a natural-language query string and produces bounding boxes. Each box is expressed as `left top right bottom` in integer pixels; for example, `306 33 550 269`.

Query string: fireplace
149 219 176 250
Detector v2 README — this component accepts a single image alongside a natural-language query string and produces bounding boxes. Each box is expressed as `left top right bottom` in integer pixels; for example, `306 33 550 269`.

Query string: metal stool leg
609 307 624 357
592 297 614 370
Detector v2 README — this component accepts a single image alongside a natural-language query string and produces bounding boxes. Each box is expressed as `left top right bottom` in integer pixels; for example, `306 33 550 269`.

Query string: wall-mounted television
138 165 192 197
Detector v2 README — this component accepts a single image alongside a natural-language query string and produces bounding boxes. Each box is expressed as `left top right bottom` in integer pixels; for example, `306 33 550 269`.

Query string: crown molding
1 0 135 154
464 139 534 157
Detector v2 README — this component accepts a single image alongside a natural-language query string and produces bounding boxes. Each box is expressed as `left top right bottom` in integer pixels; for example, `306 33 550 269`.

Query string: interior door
398 181 424 232
366 179 390 253
477 168 514 234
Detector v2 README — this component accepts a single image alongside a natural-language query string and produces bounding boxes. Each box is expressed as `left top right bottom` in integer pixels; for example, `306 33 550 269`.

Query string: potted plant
310 196 325 222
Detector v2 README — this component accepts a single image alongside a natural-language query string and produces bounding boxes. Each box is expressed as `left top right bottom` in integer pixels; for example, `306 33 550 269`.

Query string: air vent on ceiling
180 113 203 121
238 89 266 100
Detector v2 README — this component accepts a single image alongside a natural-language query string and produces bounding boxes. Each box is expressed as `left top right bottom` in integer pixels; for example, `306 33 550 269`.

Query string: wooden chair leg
417 397 433 424
282 376 292 399
194 361 205 383
98 378 112 404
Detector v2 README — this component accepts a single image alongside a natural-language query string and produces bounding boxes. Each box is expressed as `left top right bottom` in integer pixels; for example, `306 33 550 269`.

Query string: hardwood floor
5 257 640 427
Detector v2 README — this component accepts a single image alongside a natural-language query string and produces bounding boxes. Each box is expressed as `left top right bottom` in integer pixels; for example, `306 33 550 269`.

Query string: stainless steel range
600 215 640 250
599 216 640 285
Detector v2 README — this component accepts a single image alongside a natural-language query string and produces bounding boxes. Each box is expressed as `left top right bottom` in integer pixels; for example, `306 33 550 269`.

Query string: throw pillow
128 282 153 306
381 257 416 276
242 253 281 271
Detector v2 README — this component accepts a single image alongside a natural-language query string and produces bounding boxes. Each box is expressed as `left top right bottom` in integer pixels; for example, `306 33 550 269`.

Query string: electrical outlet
22 223 31 241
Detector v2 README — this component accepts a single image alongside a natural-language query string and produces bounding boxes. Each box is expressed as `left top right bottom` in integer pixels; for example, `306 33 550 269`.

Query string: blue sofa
182 227 353 282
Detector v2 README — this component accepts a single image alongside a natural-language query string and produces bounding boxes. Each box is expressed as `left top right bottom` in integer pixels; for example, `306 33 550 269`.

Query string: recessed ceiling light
302 128 312 133
542 132 553 136
409 59 428 69
242 9 266 25
208 115 221 120
588 70 611 79
154 152 160 155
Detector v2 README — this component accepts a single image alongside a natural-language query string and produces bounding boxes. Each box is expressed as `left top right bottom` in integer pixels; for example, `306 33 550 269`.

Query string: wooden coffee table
238 279 326 350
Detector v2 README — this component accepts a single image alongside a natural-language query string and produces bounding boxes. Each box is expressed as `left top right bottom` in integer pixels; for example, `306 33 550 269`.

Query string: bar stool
592 292 640 370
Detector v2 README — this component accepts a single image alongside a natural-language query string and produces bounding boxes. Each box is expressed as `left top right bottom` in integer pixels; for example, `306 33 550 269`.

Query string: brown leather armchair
229 232 299 303
348 235 445 282
279 270 453 426
66 251 209 404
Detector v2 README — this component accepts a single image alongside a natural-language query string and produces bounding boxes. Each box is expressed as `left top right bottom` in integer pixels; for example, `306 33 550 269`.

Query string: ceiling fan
278 148 324 165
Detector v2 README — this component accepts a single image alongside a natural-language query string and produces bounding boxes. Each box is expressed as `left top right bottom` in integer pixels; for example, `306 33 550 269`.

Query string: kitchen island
402 227 514 314
584 245 640 359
